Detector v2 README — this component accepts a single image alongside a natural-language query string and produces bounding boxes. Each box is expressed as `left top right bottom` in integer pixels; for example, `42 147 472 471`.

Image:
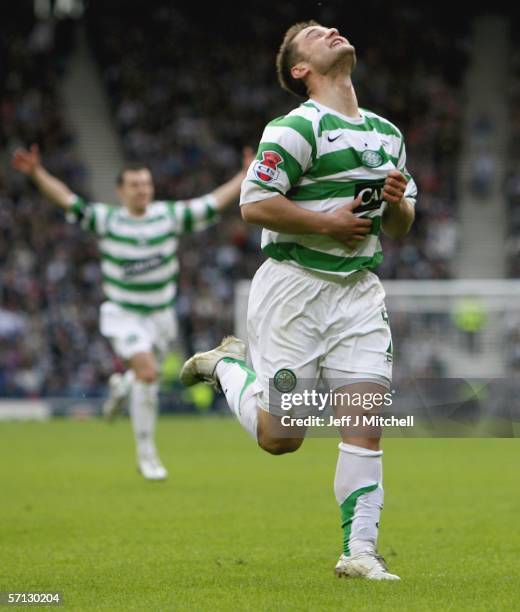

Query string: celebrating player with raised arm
12 144 254 480
180 21 417 579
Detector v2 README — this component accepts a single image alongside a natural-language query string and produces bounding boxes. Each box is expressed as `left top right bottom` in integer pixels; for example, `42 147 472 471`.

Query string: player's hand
11 144 41 177
325 195 373 250
241 146 255 173
382 170 407 205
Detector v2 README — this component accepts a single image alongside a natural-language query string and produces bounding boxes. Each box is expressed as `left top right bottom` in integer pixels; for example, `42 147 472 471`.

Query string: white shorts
247 259 393 410
99 301 178 361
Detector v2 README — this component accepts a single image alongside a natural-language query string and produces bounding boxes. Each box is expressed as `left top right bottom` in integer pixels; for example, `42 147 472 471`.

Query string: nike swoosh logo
327 134 341 142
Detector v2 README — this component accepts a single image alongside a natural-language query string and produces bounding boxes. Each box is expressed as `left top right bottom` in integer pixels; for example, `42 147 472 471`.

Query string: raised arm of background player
11 144 255 211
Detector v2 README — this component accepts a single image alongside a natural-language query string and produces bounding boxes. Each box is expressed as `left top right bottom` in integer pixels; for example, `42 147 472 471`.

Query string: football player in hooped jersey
12 144 254 480
181 21 417 579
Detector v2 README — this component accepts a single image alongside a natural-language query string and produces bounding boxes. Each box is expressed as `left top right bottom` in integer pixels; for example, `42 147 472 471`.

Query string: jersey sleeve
396 136 418 207
167 193 219 235
240 116 315 205
66 195 112 235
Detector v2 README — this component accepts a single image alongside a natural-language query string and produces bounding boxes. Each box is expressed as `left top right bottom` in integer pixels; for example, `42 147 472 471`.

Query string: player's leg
126 349 167 479
99 301 166 480
257 409 306 455
180 336 306 454
100 302 136 421
328 379 398 580
126 307 179 480
321 271 398 579
180 259 322 454
102 369 135 421
214 342 307 454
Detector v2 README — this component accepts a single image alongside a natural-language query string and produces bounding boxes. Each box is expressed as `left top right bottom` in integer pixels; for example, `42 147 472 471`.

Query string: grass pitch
0 417 518 611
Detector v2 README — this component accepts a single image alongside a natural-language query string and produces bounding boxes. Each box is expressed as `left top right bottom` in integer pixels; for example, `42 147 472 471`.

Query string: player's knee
130 352 159 384
257 435 303 455
134 366 158 384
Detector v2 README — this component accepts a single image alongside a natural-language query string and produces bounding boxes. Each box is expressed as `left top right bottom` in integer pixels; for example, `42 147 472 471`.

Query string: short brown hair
276 20 321 98
116 162 151 185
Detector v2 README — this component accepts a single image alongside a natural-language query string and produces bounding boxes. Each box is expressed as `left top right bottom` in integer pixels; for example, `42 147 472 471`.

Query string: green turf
0 417 518 611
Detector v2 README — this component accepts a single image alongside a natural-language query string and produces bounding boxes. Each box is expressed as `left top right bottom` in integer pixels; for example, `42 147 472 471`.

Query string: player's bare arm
381 170 415 239
211 147 255 210
11 144 75 209
241 194 372 250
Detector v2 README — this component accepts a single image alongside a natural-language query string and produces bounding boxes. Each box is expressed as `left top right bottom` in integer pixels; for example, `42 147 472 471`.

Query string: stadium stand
1 7 115 396
507 28 520 279
1 3 471 397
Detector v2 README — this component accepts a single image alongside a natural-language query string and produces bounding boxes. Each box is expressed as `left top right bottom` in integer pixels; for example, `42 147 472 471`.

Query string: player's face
117 169 154 213
293 25 356 76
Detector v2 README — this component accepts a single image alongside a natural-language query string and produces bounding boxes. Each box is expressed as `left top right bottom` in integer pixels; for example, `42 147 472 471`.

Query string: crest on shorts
361 149 384 168
253 151 283 183
273 368 297 393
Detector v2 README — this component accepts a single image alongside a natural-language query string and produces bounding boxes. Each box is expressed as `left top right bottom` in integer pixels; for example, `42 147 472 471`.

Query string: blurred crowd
504 32 520 374
506 36 520 278
1 2 469 397
1 5 115 396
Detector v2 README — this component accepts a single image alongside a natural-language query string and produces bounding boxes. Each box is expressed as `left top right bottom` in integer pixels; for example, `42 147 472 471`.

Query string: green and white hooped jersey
67 195 218 312
240 99 418 276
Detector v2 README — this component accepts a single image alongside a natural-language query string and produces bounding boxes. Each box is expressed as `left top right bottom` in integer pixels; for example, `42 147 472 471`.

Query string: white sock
110 369 135 400
216 358 259 440
121 370 135 395
334 442 384 557
129 380 159 457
